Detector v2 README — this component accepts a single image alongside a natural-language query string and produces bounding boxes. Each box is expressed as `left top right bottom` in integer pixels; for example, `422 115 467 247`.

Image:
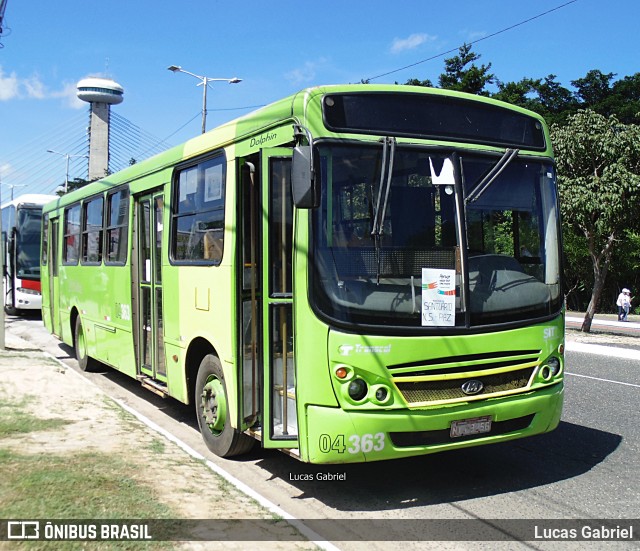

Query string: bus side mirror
291 145 319 209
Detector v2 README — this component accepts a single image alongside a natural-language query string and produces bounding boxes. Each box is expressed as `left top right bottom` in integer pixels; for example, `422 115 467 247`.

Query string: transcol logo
338 345 354 356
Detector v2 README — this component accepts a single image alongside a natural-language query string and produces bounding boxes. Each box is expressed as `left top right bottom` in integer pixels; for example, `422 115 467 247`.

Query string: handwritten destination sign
421 268 456 327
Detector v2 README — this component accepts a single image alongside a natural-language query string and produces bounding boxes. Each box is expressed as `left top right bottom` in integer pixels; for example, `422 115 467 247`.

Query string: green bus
41 84 564 464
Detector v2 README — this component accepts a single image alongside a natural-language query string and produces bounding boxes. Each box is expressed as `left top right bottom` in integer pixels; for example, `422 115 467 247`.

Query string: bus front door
133 192 166 384
261 149 298 449
47 218 61 336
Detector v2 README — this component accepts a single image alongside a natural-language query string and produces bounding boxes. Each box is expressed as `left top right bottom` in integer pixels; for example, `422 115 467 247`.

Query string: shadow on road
10 314 619 515
64 351 621 514
252 421 620 512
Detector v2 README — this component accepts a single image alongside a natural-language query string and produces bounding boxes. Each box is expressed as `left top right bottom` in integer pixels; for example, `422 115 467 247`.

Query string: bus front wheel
74 316 99 372
195 354 254 458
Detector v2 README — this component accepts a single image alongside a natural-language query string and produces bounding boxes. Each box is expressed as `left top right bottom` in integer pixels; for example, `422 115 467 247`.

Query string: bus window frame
63 203 81 266
169 151 227 266
80 194 105 266
41 215 49 266
104 186 130 266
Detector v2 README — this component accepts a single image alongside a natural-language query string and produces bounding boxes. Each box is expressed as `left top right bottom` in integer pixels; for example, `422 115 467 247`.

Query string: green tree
404 78 434 87
492 74 577 125
571 69 616 107
610 73 640 124
438 43 494 95
552 110 640 331
493 78 541 110
532 74 578 125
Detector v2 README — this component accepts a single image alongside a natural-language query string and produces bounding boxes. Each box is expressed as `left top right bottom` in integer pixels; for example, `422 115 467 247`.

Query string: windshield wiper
465 148 519 204
370 137 396 284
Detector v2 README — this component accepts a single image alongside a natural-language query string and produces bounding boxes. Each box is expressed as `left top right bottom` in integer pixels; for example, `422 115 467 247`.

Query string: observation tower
77 77 124 181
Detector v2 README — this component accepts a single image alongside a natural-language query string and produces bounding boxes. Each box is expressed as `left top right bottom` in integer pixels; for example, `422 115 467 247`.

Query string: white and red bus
2 194 56 314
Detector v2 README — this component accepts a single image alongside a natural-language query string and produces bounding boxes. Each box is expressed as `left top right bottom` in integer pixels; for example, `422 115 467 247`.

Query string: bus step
138 376 168 398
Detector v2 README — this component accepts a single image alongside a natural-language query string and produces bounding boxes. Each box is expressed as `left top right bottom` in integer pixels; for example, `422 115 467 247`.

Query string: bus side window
81 196 104 264
63 204 81 265
106 188 129 265
172 155 226 264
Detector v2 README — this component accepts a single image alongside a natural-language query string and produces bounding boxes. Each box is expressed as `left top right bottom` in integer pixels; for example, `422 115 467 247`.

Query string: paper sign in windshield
422 268 456 326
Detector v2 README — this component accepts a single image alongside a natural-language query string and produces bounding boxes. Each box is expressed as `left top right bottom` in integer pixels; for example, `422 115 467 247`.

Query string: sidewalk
0 332 317 549
565 311 640 340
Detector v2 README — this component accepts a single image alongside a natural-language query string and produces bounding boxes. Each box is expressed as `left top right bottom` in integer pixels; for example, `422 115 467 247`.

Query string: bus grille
395 368 534 404
389 350 540 406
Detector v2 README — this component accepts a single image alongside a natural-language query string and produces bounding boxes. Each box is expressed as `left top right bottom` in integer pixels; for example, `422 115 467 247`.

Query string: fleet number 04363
319 433 385 454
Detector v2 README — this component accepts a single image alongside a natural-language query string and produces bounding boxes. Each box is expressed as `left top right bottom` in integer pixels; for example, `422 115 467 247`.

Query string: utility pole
0 174 5 350
167 65 241 134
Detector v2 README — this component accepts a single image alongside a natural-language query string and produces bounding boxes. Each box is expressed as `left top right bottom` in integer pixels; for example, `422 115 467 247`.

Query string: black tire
195 354 254 458
4 305 17 316
74 316 99 372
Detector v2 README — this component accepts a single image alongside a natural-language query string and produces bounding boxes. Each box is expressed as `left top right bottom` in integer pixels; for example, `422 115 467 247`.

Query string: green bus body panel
40 84 562 463
295 315 564 463
304 384 563 464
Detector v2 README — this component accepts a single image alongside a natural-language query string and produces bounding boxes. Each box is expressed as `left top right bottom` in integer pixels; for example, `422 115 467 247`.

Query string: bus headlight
540 356 561 381
547 356 561 377
17 287 41 296
348 378 368 401
372 385 391 405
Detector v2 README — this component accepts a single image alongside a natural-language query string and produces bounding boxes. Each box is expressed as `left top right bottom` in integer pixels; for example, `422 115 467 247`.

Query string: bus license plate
450 416 492 438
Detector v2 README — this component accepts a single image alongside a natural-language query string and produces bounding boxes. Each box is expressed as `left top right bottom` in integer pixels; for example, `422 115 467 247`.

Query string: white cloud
0 68 19 100
0 67 47 100
22 75 47 99
0 66 86 108
52 82 86 110
391 33 436 54
460 29 487 43
285 58 328 86
0 162 13 178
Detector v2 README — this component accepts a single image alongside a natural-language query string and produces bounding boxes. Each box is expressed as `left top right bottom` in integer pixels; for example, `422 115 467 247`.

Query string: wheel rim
200 375 226 435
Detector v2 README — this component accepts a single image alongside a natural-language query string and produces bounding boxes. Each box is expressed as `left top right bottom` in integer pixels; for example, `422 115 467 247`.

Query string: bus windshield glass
15 207 43 279
310 143 561 329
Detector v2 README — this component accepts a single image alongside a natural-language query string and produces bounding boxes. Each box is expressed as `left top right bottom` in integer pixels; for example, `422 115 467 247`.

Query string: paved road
4 314 640 549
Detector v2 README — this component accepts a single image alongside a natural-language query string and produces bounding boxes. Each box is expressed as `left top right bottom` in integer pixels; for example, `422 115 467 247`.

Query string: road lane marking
565 341 640 361
565 372 640 388
564 342 640 387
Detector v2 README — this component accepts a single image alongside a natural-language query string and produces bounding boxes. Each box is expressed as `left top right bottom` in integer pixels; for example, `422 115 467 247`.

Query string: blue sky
1 0 638 196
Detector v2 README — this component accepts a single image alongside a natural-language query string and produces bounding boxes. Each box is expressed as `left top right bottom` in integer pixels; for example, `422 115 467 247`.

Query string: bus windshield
310 143 562 329
15 207 43 279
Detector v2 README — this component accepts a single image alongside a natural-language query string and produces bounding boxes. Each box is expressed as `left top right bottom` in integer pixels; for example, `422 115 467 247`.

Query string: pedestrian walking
616 288 632 321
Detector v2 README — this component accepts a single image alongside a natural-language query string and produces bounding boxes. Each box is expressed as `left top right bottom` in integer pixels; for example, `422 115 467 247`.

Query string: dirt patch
0 351 316 550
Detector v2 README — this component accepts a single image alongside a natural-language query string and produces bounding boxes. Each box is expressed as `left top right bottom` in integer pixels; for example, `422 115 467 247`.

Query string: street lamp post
47 150 89 193
167 65 241 134
0 182 26 201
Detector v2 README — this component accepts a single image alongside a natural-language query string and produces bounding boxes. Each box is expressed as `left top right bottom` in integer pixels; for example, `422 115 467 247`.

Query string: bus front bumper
303 383 563 464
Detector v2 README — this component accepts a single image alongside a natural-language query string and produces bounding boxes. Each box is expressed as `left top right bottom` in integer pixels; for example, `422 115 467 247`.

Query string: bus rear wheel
74 316 99 372
195 354 254 458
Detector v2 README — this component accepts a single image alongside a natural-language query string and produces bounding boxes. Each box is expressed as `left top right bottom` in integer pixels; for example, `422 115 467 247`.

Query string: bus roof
1 193 58 210
42 84 549 213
